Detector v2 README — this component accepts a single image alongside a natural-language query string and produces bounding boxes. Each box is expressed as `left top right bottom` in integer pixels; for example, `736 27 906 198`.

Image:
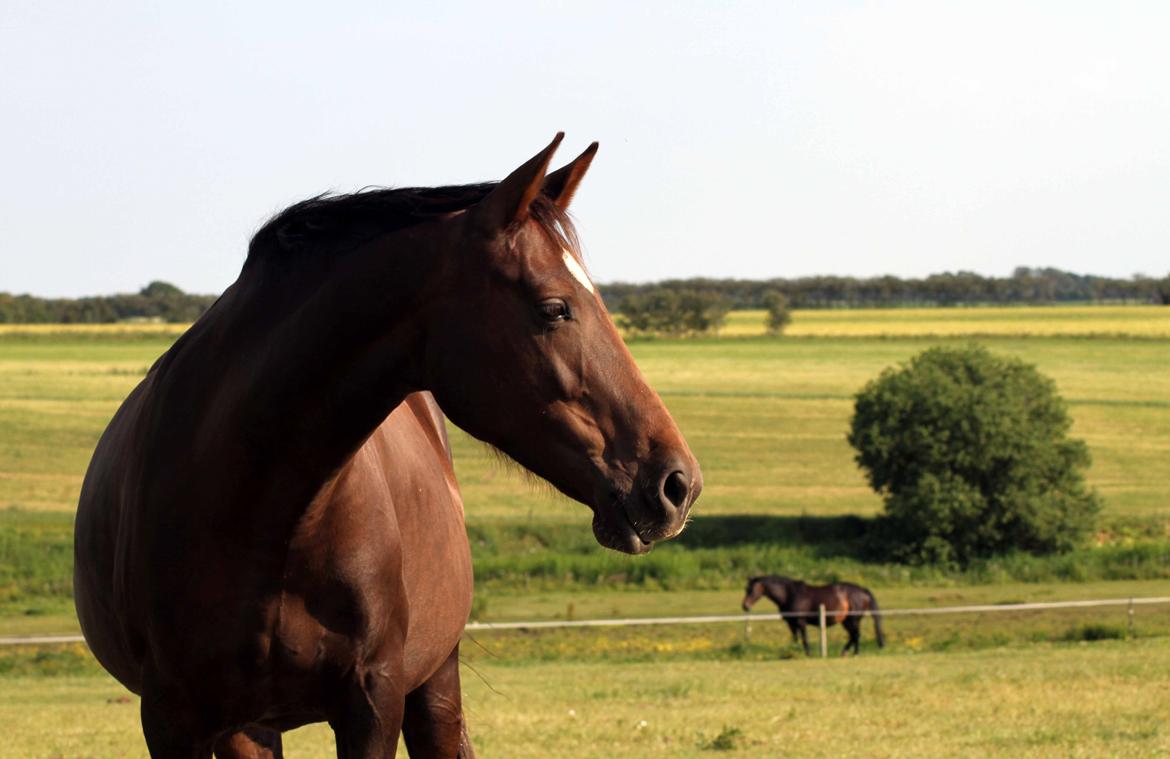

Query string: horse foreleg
213 727 283 759
329 668 406 759
402 644 475 758
140 692 215 759
797 623 811 656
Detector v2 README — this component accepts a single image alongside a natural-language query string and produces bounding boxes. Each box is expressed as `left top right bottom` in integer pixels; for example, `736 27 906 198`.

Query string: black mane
246 182 578 268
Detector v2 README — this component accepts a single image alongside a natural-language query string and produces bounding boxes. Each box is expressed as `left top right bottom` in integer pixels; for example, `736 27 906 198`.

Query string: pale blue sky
2 1 1168 297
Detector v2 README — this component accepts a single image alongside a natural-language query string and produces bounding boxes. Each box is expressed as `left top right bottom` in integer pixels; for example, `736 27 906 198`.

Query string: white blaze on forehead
561 248 595 294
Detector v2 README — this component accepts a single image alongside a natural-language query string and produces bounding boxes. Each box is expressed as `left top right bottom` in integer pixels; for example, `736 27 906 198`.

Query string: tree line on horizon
600 267 1170 311
0 281 217 324
1 267 1168 324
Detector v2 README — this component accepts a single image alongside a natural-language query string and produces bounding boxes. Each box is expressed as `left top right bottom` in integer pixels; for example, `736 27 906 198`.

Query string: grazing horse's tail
866 590 886 648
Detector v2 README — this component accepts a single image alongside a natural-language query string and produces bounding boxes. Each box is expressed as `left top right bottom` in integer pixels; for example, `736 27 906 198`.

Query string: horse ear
474 133 564 232
542 141 599 210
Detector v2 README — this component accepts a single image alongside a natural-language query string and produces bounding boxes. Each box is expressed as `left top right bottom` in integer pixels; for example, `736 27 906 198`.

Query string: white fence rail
462 595 1170 629
5 596 1168 647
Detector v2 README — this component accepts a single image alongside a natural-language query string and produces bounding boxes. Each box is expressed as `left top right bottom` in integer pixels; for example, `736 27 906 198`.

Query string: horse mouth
591 503 654 555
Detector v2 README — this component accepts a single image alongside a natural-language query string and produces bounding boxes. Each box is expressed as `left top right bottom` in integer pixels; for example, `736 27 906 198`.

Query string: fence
464 595 1170 658
5 596 1169 653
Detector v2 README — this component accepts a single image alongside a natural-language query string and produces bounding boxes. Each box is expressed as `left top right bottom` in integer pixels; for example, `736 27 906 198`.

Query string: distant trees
0 282 216 324
761 290 792 335
848 345 1100 565
1154 276 1170 306
616 288 731 336
599 268 1170 312
5 266 1168 325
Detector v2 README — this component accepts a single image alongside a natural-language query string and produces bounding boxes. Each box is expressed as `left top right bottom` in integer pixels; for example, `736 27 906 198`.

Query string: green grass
718 304 1170 338
3 310 1169 757
1 310 1169 629
4 506 1169 628
3 322 1168 518
451 335 1170 520
4 638 1170 757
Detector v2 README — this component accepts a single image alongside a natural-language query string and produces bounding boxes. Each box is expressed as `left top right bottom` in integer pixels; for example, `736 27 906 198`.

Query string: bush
848 345 1100 565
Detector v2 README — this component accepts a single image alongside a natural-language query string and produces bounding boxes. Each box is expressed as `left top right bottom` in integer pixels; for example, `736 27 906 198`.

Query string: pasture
1 305 1169 755
3 306 1168 519
5 638 1170 757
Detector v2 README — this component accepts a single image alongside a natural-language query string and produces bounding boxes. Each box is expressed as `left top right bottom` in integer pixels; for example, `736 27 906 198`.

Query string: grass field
4 313 1167 518
718 305 1170 338
1 307 1169 605
2 306 1169 755
4 637 1170 757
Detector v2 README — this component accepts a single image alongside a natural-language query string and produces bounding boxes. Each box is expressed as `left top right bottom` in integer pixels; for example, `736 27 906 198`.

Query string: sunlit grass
4 638 1170 757
0 323 188 337
718 305 1170 338
2 318 1168 517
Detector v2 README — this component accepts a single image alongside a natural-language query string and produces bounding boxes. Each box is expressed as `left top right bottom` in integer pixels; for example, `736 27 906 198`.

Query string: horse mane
751 574 798 586
245 182 580 269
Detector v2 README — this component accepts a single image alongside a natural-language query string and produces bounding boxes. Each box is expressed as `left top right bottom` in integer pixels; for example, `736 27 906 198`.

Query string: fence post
743 613 751 644
1128 597 1135 639
818 604 828 657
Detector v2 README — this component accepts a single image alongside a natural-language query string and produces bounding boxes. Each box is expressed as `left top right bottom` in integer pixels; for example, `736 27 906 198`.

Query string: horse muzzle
592 456 702 555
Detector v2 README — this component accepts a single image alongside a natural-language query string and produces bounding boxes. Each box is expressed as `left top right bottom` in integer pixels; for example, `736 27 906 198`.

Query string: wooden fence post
743 613 751 644
818 604 828 657
1128 597 1135 639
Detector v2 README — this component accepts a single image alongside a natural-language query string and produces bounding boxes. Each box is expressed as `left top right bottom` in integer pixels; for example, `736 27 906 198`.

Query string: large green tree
848 345 1100 564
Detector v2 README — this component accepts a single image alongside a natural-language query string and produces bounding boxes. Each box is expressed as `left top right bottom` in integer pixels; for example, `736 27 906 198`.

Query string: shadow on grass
676 514 873 559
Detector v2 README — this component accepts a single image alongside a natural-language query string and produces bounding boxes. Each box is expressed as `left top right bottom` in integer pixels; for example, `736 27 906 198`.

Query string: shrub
761 290 792 335
848 345 1100 565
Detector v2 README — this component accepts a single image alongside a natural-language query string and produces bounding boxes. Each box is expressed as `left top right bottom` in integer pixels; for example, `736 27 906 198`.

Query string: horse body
742 576 885 656
75 136 701 758
76 316 474 752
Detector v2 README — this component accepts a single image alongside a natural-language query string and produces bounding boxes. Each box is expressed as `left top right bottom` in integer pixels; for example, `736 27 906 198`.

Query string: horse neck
174 228 448 496
762 578 791 608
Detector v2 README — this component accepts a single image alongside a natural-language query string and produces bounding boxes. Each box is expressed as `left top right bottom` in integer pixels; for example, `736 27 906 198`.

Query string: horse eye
538 299 570 323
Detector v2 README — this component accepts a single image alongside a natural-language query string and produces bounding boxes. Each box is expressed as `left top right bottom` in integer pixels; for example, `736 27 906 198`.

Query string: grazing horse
74 134 702 759
741 576 884 656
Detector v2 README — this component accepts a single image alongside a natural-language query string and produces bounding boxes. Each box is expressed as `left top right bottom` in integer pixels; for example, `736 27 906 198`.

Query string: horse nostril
661 470 690 511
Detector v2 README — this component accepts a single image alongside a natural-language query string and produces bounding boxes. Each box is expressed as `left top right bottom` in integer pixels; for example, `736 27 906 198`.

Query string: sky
2 1 1168 298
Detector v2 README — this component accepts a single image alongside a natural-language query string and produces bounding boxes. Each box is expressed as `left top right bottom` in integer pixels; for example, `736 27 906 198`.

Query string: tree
761 290 792 335
848 345 1100 564
1154 275 1170 305
616 288 729 336
678 289 731 334
138 281 185 299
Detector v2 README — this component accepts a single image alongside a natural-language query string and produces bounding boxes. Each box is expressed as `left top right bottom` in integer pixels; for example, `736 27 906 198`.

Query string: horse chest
274 428 472 689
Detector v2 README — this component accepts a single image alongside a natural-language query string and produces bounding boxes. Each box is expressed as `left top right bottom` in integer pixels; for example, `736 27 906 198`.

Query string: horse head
742 577 765 611
743 575 791 611
421 134 702 554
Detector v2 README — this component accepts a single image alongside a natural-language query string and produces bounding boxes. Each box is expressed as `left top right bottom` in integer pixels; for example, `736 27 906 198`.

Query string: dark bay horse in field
742 576 884 656
74 134 701 758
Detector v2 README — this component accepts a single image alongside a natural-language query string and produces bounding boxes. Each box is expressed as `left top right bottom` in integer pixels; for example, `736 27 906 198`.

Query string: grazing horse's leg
841 617 861 657
797 622 811 656
402 644 475 758
213 728 283 759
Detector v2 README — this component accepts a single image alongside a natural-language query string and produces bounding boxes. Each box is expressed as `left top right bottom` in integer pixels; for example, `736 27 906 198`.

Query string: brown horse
741 576 884 656
74 134 702 759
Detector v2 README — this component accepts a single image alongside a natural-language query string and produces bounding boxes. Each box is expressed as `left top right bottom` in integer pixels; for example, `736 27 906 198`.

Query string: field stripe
658 389 1170 408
